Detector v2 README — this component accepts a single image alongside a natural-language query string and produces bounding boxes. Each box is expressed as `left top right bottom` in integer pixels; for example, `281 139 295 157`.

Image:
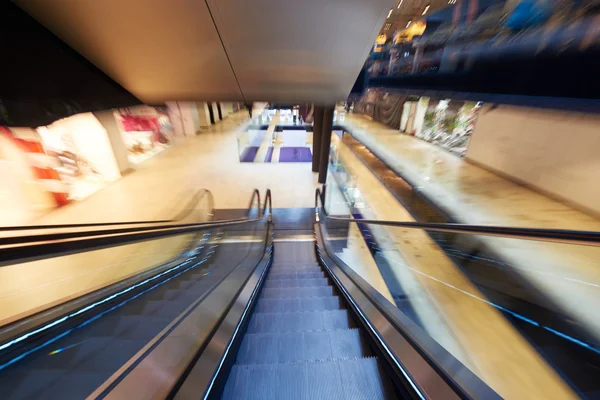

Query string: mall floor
33 106 319 226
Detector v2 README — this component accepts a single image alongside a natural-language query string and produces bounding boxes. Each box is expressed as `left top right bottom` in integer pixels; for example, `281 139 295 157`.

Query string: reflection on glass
321 155 598 399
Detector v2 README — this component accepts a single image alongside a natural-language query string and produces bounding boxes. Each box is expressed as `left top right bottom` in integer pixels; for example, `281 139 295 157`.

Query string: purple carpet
240 146 259 162
278 147 312 162
264 146 274 162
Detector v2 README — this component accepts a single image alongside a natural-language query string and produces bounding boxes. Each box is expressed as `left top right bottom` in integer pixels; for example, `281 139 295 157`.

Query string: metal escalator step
247 310 354 333
222 357 394 400
268 267 323 275
270 263 321 270
235 329 370 364
260 286 334 299
264 277 329 288
266 271 325 280
254 296 343 313
335 355 397 399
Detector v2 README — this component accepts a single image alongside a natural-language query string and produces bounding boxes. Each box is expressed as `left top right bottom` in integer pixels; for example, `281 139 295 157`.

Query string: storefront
114 106 173 165
398 96 481 157
36 112 122 201
417 98 482 157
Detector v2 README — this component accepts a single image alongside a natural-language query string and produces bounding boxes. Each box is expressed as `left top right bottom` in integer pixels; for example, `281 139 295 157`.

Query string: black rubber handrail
316 187 600 246
0 189 272 267
0 189 214 232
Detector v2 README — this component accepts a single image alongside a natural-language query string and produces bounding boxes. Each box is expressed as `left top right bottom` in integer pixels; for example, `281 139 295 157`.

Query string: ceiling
16 0 392 105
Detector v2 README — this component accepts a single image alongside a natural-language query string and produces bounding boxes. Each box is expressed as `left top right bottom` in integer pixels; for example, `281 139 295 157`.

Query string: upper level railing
316 187 600 247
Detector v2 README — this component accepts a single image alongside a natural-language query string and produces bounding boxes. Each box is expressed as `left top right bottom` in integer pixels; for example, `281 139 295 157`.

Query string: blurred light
422 5 430 15
397 0 403 8
387 8 393 18
406 20 412 28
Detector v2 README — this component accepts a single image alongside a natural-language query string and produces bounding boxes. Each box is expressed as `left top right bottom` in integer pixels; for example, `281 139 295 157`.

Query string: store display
37 113 121 201
115 107 173 165
419 99 482 157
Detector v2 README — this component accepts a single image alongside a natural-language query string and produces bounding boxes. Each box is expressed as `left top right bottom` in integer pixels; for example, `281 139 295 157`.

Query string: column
318 106 334 184
219 102 229 119
93 110 131 174
196 102 212 128
211 103 220 122
311 106 324 173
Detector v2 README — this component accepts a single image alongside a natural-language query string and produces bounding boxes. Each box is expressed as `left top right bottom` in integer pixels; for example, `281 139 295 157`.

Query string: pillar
93 110 131 174
211 103 220 122
197 102 212 128
318 106 334 184
312 106 324 173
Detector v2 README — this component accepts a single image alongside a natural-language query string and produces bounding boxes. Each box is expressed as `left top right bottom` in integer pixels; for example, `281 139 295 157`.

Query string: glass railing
318 164 600 399
0 190 271 399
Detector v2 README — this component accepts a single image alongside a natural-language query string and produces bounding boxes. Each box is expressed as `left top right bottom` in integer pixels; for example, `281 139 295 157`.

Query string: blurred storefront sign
114 106 173 165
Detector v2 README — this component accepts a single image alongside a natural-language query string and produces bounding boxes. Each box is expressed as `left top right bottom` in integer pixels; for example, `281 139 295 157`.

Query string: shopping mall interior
1 0 599 399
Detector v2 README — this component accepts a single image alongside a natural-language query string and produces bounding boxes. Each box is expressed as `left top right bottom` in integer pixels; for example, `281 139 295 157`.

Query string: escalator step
247 310 354 333
270 263 321 270
222 357 394 400
266 271 325 280
236 329 370 364
268 267 323 275
260 286 334 299
263 277 329 288
254 296 344 313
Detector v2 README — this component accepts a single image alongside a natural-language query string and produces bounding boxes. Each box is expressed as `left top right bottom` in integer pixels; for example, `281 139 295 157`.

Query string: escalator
220 240 396 399
2 188 585 399
1 235 257 399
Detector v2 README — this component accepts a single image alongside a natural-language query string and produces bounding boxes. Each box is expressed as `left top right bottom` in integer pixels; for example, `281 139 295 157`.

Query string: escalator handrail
0 189 267 247
314 221 501 399
316 187 600 246
0 189 272 266
0 188 215 232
